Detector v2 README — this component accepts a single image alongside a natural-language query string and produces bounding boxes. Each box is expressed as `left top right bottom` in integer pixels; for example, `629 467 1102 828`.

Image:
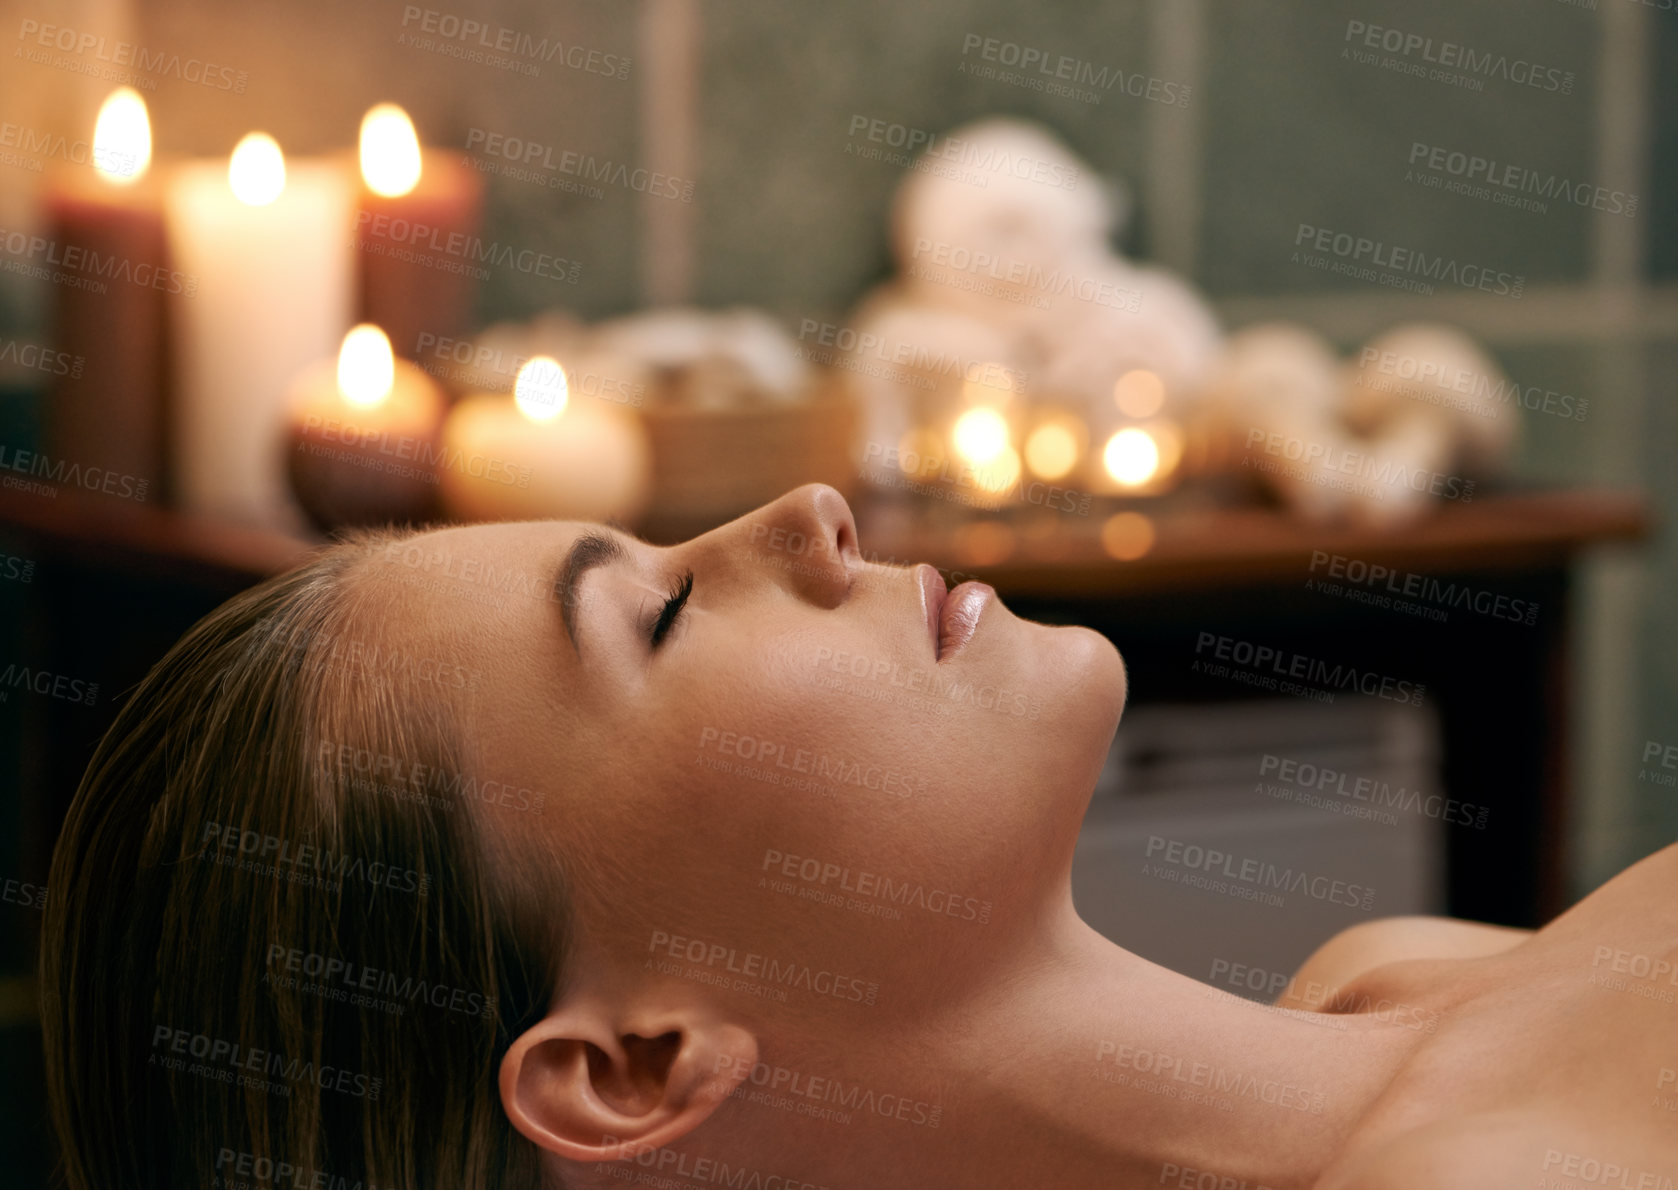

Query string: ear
498 993 759 1163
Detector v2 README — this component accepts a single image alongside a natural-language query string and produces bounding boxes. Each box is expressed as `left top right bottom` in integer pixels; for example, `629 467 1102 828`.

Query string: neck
705 907 1422 1190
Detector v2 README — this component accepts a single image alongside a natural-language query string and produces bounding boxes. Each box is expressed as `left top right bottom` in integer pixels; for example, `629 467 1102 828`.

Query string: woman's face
365 484 1126 1015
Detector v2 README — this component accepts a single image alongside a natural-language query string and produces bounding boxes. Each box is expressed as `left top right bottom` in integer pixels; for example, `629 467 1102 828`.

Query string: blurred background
0 0 1674 1181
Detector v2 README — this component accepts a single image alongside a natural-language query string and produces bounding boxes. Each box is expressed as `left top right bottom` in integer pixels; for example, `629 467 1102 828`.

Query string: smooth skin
352 484 1676 1190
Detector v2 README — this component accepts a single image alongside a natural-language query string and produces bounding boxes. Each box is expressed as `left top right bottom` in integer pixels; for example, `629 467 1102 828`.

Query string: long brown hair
40 529 572 1190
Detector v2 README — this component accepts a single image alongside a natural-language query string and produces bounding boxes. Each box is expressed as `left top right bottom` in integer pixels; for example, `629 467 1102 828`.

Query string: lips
914 564 995 661
915 564 947 654
937 581 994 662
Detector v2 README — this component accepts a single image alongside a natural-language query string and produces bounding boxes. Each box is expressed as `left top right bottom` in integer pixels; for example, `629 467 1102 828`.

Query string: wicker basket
637 389 859 541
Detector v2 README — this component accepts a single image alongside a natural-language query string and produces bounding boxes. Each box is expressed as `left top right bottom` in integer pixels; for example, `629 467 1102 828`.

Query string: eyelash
650 570 694 648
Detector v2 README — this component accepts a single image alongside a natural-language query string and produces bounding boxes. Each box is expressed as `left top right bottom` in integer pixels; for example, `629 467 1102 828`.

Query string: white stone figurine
1203 323 1355 521
1032 254 1223 429
1344 323 1519 474
890 117 1120 324
1206 321 1515 525
844 116 1224 485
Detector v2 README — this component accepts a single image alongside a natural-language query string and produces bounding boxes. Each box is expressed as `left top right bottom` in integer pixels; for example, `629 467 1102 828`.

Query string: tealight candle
285 323 445 530
1022 412 1087 483
439 356 651 524
354 103 484 360
1096 419 1184 495
166 131 355 529
947 401 1021 511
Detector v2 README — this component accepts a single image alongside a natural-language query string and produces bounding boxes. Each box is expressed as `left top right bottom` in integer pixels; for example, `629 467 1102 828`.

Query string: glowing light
359 104 423 198
971 444 1021 495
228 133 286 206
1103 427 1161 488
1150 421 1185 481
1114 369 1165 419
515 356 569 422
952 406 1010 467
91 88 151 185
336 325 396 410
1024 419 1082 480
1101 512 1156 561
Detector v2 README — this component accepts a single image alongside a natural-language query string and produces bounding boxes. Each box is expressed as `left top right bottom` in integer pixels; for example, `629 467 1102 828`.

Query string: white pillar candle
439 356 651 524
166 132 354 529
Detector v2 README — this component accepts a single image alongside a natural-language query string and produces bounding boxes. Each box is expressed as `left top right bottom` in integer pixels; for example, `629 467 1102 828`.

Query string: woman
40 484 1678 1190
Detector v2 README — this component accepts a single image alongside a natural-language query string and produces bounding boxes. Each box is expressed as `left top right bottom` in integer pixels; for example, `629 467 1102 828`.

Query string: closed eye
650 570 694 648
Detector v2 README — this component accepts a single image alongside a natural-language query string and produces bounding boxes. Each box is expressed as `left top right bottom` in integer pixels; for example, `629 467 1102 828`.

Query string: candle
1087 369 1185 496
439 356 651 524
165 132 354 529
1023 412 1087 483
948 403 1021 510
1097 421 1183 494
354 104 484 361
44 87 170 499
286 323 445 530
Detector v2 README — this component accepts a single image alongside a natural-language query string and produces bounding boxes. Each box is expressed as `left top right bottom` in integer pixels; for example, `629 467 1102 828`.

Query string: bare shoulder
1314 1112 1552 1190
1277 915 1530 1012
1548 838 1678 935
1316 1111 1671 1190
1289 841 1678 1011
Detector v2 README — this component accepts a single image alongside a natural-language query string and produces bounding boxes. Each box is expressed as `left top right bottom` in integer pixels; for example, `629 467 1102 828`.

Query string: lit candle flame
359 104 423 198
1024 418 1083 481
971 445 1022 496
337 325 396 410
952 407 1010 467
229 133 286 206
1103 427 1161 487
92 87 150 185
514 356 569 423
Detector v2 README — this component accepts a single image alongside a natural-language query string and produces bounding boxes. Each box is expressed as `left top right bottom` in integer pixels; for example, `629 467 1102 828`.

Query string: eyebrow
555 529 629 655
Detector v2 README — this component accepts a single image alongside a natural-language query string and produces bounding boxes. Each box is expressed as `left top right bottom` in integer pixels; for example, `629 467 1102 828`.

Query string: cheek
693 622 944 761
593 624 1110 980
675 619 1106 844
593 633 924 948
654 627 951 864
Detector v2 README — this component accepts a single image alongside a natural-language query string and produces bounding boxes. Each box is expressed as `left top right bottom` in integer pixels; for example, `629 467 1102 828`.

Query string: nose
734 483 859 607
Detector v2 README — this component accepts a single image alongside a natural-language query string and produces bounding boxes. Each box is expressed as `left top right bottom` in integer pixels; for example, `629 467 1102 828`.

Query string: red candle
44 87 172 502
352 104 484 362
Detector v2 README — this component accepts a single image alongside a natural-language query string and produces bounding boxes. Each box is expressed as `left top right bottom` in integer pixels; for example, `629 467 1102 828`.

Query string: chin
1039 616 1127 711
1064 625 1129 747
972 622 1125 921
1015 619 1127 787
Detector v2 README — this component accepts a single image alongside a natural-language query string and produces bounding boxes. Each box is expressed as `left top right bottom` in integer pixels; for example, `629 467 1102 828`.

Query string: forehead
346 519 582 679
333 522 601 876
347 519 598 777
363 520 578 617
